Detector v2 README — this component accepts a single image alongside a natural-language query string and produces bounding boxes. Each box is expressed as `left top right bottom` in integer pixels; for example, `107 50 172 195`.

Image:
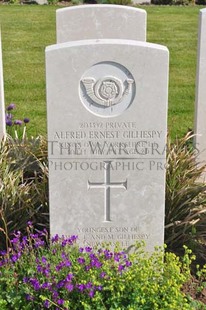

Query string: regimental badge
79 61 136 117
81 76 134 107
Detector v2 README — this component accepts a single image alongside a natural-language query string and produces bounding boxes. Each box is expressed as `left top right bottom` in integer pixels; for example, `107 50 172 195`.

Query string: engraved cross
88 161 127 222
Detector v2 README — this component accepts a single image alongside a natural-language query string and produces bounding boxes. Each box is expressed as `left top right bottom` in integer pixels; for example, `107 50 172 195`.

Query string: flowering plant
5 103 30 140
0 223 199 309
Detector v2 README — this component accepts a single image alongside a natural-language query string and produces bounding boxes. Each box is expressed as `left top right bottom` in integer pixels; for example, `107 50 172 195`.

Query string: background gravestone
194 8 206 170
56 5 146 43
46 39 169 252
0 31 6 140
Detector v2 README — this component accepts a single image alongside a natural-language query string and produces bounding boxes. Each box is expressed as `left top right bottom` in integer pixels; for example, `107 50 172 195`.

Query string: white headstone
56 5 146 43
46 39 169 252
194 9 206 169
0 30 6 140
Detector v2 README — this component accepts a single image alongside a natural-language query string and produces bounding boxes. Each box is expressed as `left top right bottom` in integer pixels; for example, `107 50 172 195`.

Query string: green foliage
0 229 203 309
47 0 60 5
172 0 194 4
196 0 206 4
151 0 194 5
151 0 172 4
0 135 48 251
97 0 131 5
165 132 206 264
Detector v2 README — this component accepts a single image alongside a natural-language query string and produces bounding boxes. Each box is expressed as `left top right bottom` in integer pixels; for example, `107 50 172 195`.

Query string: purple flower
89 253 96 260
56 262 64 271
11 254 20 263
96 261 102 268
51 235 59 243
86 282 93 289
70 235 78 242
57 299 64 306
27 221 33 227
85 265 91 271
23 277 29 283
77 257 85 264
29 278 40 291
0 261 5 267
25 294 34 301
100 272 106 278
6 119 12 126
85 246 92 253
76 284 85 292
89 290 95 298
41 282 50 289
90 258 102 268
125 260 132 267
41 256 47 264
57 280 65 289
66 273 73 281
7 103 16 111
6 113 12 119
104 249 113 259
52 290 59 299
23 117 30 124
65 283 74 292
61 240 67 247
0 250 7 256
118 264 125 272
44 300 50 308
114 253 121 262
14 120 23 126
65 259 72 267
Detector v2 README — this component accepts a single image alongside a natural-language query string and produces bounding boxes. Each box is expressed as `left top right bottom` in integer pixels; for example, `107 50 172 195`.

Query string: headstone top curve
57 4 147 14
46 39 169 54
56 5 147 43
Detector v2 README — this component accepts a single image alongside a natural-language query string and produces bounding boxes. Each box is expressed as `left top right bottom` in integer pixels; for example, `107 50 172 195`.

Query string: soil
182 276 206 306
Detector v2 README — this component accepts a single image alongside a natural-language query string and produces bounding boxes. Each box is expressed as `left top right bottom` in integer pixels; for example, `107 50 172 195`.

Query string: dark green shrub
165 132 206 265
195 0 206 4
151 0 194 5
0 135 48 251
151 0 172 5
97 0 132 5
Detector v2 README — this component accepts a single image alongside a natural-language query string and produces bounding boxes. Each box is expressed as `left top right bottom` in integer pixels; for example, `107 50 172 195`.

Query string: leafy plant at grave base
0 131 49 252
0 223 205 310
165 132 206 265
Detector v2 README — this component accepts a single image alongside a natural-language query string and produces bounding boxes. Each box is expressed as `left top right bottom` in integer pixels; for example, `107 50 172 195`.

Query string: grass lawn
0 5 203 138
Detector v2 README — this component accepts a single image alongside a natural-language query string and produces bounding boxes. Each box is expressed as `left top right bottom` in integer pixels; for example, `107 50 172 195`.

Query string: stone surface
0 31 6 140
35 0 48 4
132 0 150 4
56 5 146 43
46 39 169 251
195 9 206 171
